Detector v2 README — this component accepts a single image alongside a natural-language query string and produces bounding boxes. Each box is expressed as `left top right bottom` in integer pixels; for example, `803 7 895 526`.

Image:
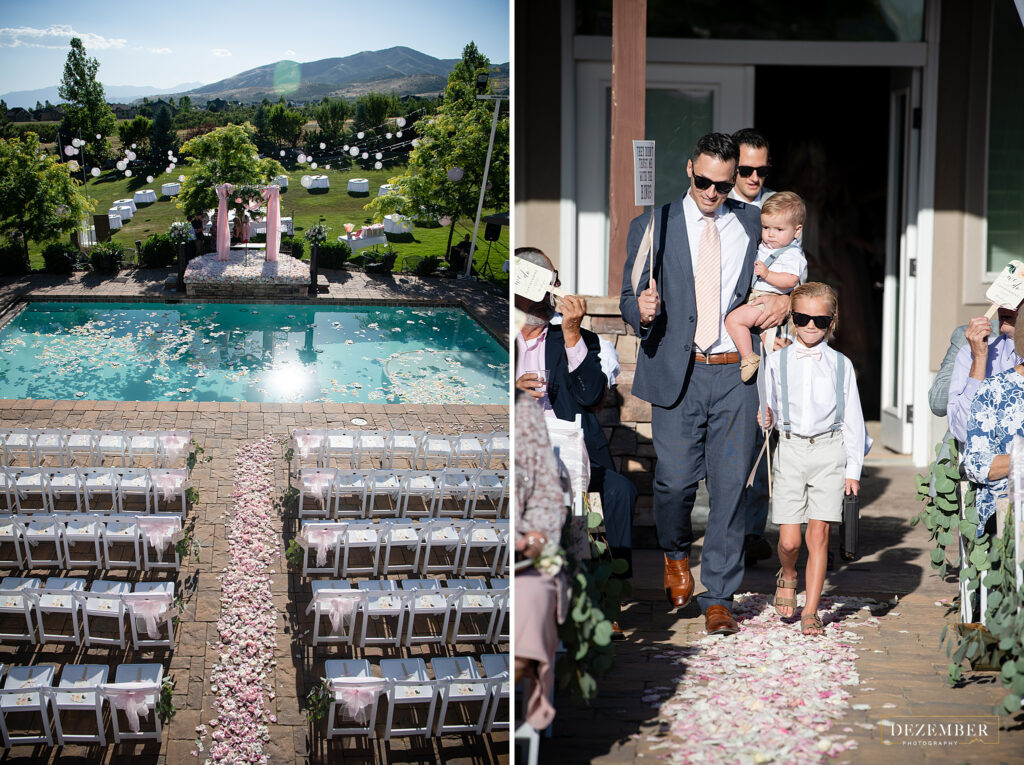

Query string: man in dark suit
620 133 789 635
515 247 637 579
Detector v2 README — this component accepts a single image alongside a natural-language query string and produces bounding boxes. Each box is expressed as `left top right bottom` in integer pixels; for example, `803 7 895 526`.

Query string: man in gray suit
620 133 789 635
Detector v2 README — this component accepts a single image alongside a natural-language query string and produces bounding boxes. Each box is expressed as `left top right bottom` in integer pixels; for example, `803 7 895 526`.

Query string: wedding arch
213 183 282 262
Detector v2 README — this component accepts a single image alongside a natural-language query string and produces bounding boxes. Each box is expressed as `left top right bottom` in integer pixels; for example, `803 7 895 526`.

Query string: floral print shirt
515 393 567 568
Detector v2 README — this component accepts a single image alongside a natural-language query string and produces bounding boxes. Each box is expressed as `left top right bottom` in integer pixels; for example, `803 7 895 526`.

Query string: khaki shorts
771 430 846 524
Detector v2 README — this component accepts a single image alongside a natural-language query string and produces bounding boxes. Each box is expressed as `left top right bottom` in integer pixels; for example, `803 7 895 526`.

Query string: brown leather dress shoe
664 555 694 607
704 605 739 635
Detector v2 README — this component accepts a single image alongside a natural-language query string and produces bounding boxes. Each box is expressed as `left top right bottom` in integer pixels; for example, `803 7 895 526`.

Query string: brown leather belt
694 351 740 365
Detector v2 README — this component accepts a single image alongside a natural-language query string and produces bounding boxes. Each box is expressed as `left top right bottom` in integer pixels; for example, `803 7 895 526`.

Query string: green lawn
32 163 509 283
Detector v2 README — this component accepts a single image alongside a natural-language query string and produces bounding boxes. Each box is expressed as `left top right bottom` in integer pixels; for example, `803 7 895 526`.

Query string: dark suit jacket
544 323 614 472
619 196 762 408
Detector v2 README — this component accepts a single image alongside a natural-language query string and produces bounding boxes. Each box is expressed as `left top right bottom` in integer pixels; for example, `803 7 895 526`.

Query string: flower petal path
195 437 280 763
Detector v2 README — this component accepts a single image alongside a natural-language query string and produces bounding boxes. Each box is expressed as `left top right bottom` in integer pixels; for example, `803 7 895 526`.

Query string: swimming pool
0 302 509 404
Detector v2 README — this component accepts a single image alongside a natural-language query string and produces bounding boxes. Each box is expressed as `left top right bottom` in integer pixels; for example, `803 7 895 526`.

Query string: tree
176 123 284 217
266 103 305 147
0 100 11 140
0 132 92 260
117 115 153 156
177 95 192 112
150 106 177 162
57 37 117 164
355 92 400 133
364 42 508 257
313 97 351 146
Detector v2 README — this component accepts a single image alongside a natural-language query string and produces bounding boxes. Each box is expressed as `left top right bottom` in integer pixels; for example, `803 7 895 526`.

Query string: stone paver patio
0 268 510 764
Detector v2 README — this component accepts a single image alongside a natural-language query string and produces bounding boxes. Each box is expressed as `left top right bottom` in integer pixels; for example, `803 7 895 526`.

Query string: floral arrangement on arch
168 220 195 246
303 223 331 245
230 184 266 218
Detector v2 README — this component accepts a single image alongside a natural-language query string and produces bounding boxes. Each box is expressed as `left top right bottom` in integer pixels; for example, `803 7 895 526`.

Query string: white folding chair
418 434 457 469
156 430 191 468
138 516 182 570
340 521 379 577
0 470 16 512
356 581 405 648
34 577 86 645
380 658 438 739
433 468 477 518
103 663 162 742
79 580 129 649
0 429 34 466
0 515 25 568
128 431 160 468
24 516 64 568
429 657 494 736
451 433 487 468
96 431 130 466
491 588 510 643
51 663 109 746
150 468 189 514
468 470 509 519
326 429 361 469
460 520 506 576
34 429 70 467
446 586 500 644
66 429 100 466
299 468 336 518
126 582 175 649
13 468 52 512
397 471 436 519
324 661 386 739
378 519 421 574
384 431 424 469
309 585 361 647
291 429 326 473
365 470 402 518
483 431 510 469
0 577 40 643
118 469 154 514
49 467 85 512
82 468 120 512
357 430 388 469
419 519 463 575
63 513 104 568
103 517 142 570
481 653 511 731
0 664 55 746
332 470 369 519
299 521 345 577
402 585 457 647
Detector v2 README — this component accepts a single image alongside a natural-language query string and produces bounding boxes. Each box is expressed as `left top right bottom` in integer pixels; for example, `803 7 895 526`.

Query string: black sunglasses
737 165 770 179
692 173 735 195
791 312 833 330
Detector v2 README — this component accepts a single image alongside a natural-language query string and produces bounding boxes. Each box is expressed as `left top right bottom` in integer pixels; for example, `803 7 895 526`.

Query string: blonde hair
761 191 806 226
790 282 838 340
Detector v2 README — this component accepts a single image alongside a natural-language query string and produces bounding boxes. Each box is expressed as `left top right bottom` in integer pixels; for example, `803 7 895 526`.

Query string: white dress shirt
765 341 866 480
682 193 751 354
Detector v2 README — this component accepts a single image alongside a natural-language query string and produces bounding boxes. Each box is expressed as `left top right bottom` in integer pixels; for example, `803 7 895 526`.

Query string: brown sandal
772 568 798 617
801 612 824 636
739 355 761 383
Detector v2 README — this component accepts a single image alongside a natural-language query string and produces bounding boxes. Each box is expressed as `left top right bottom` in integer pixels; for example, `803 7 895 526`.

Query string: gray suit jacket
619 196 762 408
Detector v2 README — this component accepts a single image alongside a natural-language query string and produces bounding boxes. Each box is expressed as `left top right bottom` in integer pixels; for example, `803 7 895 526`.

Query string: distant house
6 107 32 122
205 98 229 112
34 106 63 121
110 104 137 119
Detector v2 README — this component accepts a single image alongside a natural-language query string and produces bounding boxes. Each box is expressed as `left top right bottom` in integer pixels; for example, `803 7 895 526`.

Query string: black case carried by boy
840 492 859 561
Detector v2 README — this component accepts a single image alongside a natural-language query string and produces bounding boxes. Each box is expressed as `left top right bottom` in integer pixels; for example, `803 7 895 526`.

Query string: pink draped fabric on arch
215 183 234 261
262 185 281 262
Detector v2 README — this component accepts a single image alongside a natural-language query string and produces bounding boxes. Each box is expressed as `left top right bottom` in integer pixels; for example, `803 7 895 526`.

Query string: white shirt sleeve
768 246 806 278
841 357 866 480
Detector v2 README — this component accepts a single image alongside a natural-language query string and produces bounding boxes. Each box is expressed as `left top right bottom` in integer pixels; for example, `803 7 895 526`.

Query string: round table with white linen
133 189 157 204
161 183 180 196
383 214 412 234
113 198 137 213
347 178 369 193
111 205 134 221
308 175 330 190
107 214 122 230
378 183 396 197
274 175 289 188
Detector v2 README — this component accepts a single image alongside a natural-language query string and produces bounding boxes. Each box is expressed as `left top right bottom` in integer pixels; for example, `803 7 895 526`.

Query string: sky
0 0 509 95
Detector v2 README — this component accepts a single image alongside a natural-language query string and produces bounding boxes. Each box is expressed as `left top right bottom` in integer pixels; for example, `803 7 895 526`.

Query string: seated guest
947 303 1022 443
514 391 568 731
961 326 1024 536
449 234 471 271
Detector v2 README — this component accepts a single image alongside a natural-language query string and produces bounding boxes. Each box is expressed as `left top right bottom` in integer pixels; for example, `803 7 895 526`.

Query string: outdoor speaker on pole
484 222 501 242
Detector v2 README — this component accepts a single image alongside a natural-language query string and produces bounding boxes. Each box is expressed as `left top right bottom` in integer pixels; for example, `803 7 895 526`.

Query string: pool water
0 302 509 404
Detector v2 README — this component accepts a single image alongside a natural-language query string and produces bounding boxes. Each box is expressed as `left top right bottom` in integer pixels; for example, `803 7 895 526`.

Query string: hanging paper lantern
374 161 382 170
96 133 102 139
297 153 306 164
396 131 403 138
324 164 331 170
375 152 382 160
349 147 359 156
179 175 186 182
125 150 136 161
124 169 132 177
361 152 368 159
447 167 464 182
146 175 154 183
357 131 364 139
280 150 285 157
310 162 317 169
397 117 406 127
116 160 127 171
168 150 174 156
131 143 137 149
67 160 79 171
439 215 451 227
343 144 349 151
71 138 82 147
64 146 77 156
385 132 392 139
319 142 326 150
412 138 419 147
168 163 176 171
300 175 313 189
91 167 101 177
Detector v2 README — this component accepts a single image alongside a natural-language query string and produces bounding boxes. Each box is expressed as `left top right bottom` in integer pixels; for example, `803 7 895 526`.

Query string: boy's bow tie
795 346 821 361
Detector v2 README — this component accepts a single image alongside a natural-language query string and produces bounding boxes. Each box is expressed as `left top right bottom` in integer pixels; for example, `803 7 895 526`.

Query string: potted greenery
168 220 195 291
303 223 330 295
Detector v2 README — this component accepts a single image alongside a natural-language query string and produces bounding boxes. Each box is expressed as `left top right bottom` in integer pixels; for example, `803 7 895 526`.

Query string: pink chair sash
215 184 234 260
160 435 189 464
329 680 381 724
131 596 171 638
138 517 182 555
152 473 180 502
304 472 332 501
296 434 322 460
262 185 281 262
323 594 359 634
106 683 154 732
299 526 344 567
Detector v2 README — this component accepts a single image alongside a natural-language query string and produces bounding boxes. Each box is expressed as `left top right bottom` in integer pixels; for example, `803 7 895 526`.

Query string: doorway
753 66 892 420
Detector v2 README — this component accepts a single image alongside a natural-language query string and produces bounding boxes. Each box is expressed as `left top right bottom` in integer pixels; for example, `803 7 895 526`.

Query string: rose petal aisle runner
640 593 893 764
194 437 279 763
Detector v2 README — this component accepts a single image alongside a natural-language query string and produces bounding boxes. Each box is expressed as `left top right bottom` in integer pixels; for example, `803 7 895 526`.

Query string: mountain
177 46 508 103
1 83 203 109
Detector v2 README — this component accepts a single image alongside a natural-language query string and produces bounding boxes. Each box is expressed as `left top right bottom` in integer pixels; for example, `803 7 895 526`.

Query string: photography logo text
881 717 1000 746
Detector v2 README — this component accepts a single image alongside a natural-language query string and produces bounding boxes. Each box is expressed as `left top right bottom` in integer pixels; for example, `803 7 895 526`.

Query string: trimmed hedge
316 241 352 269
138 233 177 268
90 241 126 272
41 242 79 274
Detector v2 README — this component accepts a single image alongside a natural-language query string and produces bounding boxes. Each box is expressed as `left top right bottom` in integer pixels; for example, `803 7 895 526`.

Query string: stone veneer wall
581 296 658 548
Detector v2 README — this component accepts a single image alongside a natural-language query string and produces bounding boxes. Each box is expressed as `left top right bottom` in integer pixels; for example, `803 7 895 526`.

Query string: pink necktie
694 214 721 350
795 345 822 361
